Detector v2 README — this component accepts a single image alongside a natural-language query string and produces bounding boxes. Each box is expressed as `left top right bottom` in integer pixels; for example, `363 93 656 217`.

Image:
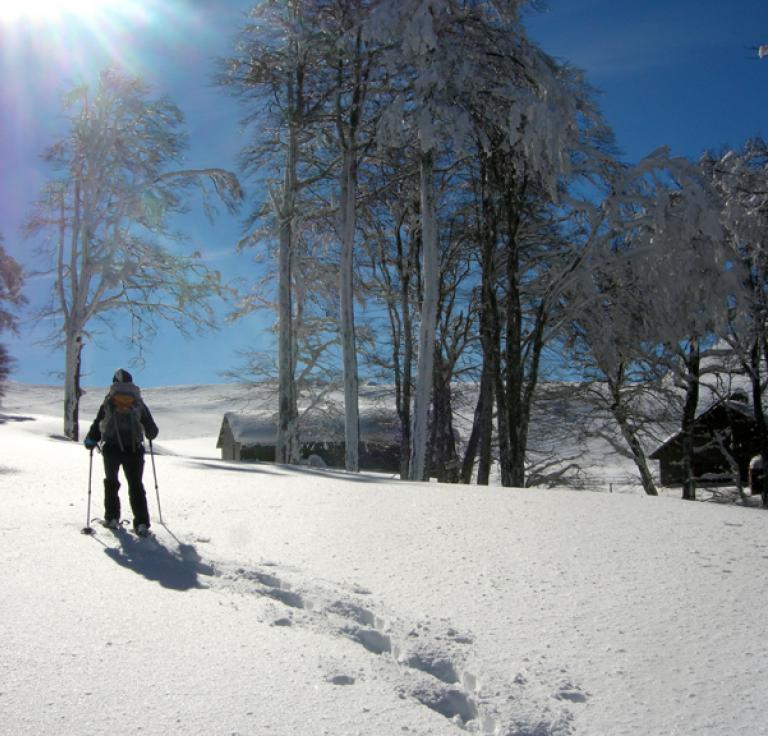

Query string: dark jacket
85 399 159 448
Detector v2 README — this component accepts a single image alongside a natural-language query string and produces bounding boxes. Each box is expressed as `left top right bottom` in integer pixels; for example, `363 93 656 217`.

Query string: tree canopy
26 67 242 438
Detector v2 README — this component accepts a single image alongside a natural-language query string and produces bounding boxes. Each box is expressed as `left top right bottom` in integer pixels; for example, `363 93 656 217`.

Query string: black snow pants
102 444 150 530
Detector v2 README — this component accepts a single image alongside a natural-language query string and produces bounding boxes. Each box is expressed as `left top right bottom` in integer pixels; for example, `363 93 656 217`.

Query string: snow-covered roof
219 412 276 446
650 393 757 457
218 410 400 447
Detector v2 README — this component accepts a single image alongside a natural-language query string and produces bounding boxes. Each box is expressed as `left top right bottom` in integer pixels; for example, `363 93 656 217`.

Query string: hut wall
240 445 276 462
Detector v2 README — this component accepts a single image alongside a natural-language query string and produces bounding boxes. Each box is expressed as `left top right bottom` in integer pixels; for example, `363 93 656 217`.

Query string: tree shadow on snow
188 460 276 475
0 413 35 424
103 526 215 591
187 458 401 485
286 464 401 485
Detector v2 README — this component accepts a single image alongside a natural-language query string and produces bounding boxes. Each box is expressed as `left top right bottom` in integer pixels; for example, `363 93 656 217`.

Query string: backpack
99 381 145 451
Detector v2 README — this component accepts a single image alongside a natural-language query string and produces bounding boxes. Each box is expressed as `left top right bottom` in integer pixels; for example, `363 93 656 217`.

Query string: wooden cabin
216 410 401 473
650 392 761 487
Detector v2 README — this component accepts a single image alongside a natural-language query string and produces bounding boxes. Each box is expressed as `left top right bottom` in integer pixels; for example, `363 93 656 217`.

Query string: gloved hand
84 437 97 450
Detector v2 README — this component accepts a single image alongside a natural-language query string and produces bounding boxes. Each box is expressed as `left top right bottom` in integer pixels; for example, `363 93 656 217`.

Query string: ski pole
81 447 95 535
149 439 164 524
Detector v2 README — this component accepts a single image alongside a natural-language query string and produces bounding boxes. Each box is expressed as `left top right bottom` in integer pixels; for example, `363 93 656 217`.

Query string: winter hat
113 368 133 384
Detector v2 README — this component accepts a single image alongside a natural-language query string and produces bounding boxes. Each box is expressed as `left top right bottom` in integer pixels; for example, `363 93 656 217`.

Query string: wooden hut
649 392 761 487
216 410 401 472
216 413 275 463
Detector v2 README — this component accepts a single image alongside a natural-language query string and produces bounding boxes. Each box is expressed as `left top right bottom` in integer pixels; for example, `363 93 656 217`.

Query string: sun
0 0 120 23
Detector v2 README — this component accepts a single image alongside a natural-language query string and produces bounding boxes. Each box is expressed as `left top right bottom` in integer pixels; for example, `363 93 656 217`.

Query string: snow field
2 384 768 735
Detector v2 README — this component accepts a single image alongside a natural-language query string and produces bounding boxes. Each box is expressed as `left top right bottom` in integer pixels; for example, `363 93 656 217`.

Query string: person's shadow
103 526 215 591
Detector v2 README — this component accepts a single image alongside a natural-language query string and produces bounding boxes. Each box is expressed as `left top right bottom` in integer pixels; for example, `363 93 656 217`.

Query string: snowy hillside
2 382 767 736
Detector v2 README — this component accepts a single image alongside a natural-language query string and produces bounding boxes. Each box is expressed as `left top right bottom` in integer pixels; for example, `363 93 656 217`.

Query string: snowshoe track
90 521 584 734
211 554 583 734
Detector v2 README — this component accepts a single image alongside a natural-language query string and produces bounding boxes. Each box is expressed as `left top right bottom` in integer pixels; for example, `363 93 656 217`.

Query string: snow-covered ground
2 381 767 736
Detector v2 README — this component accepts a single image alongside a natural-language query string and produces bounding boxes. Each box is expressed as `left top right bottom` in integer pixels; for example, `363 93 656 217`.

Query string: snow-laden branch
26 67 243 439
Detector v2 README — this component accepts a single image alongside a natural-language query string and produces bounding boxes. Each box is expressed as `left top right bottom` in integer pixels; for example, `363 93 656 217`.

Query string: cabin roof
217 409 400 447
650 395 756 459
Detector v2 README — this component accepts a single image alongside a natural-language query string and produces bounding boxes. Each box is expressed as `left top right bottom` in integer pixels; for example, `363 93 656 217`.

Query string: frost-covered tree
627 171 728 501
358 144 477 482
566 149 725 496
221 0 339 463
222 0 391 470
230 223 346 434
26 68 242 440
702 140 768 506
357 152 421 478
321 0 383 472
365 0 447 481
0 234 26 397
429 213 477 483
451 47 618 488
368 0 576 481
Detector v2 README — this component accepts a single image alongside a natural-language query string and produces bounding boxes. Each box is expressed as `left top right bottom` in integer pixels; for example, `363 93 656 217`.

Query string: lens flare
0 0 211 229
1 0 204 92
0 0 123 23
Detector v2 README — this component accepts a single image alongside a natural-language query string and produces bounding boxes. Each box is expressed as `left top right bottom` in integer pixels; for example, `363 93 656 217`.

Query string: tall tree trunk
400 309 413 479
276 63 300 465
607 366 659 496
477 373 495 484
431 353 459 482
410 146 438 481
460 368 493 484
494 359 511 486
339 147 360 472
680 338 700 501
63 330 83 441
506 304 547 487
276 204 299 464
393 220 414 480
337 32 367 473
474 154 498 485
503 211 525 487
749 339 768 507
61 174 85 441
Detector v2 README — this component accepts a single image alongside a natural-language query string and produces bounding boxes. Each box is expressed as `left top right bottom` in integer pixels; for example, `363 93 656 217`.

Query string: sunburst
0 0 195 87
0 0 128 23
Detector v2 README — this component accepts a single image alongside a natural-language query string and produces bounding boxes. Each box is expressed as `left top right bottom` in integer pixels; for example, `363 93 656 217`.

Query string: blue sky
1 0 767 388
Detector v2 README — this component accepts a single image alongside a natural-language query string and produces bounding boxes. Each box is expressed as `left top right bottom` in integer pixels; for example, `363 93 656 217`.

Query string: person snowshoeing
84 369 159 536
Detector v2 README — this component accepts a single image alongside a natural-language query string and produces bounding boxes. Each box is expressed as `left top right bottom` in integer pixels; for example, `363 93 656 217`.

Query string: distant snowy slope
2 381 259 440
2 380 639 488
